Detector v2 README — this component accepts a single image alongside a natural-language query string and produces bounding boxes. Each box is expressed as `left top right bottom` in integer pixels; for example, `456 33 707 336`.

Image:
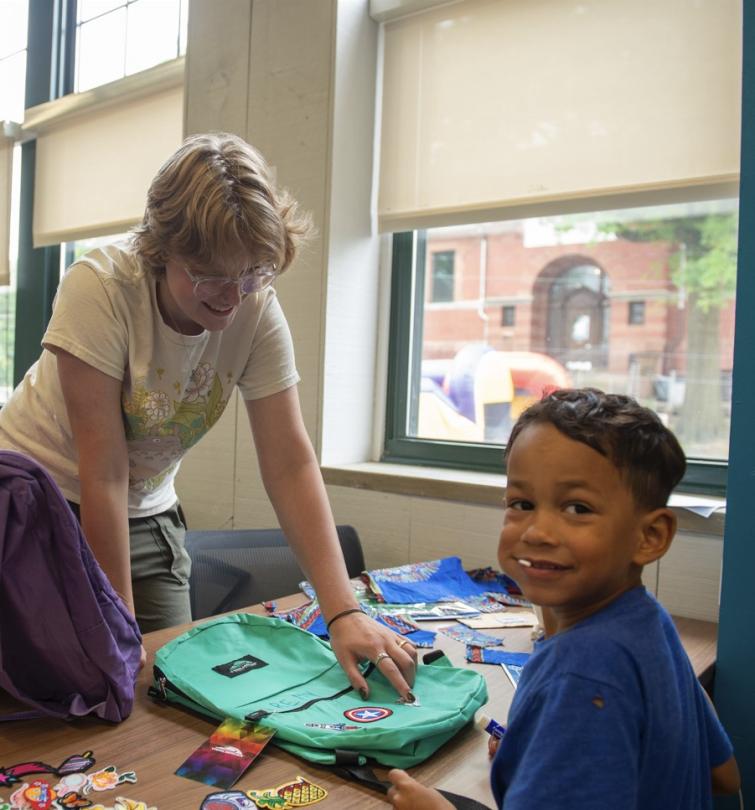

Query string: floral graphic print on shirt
123 362 229 492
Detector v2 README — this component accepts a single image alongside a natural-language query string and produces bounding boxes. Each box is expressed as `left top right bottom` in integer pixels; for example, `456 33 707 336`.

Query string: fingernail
359 687 368 700
406 691 416 703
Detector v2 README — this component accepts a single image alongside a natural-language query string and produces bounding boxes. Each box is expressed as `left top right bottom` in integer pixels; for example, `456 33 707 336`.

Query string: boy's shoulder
532 588 677 690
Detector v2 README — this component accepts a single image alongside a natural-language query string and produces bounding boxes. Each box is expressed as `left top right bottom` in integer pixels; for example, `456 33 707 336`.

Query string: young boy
387 388 740 809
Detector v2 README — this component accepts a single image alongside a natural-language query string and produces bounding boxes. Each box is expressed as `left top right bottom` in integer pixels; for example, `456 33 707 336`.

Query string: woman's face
160 249 256 334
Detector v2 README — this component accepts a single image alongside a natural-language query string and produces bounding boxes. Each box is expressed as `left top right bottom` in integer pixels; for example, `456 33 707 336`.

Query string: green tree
605 213 738 445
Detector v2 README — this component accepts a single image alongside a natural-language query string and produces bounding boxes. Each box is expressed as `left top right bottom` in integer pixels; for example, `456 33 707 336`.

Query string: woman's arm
246 386 416 699
53 349 133 613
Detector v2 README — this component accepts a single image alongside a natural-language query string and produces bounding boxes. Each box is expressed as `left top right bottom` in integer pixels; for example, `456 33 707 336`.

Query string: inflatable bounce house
420 345 570 443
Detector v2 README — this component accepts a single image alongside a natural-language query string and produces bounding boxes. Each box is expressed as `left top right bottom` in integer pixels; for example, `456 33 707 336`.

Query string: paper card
175 718 276 789
409 601 481 621
458 611 538 629
501 662 526 688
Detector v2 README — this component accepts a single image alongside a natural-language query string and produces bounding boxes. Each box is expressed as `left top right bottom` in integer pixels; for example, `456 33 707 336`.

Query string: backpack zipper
244 663 377 723
150 666 197 703
244 683 353 723
151 663 377 722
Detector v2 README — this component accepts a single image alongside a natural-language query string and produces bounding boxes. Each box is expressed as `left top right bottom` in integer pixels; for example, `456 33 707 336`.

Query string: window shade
28 77 184 247
0 132 12 286
378 0 742 233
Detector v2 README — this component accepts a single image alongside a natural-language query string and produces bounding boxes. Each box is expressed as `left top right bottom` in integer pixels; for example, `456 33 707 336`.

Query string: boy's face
498 422 650 632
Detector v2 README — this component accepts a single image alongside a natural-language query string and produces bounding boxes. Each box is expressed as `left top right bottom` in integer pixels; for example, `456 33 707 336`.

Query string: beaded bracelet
325 607 364 632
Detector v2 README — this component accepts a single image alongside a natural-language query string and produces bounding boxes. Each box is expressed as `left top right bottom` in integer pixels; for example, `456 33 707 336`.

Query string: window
65 232 128 268
0 0 28 122
430 250 455 303
377 0 740 495
10 0 187 389
628 301 646 326
385 199 739 493
76 0 188 92
0 0 28 401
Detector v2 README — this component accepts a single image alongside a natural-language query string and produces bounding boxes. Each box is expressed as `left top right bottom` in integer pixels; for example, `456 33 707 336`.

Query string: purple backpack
0 450 142 722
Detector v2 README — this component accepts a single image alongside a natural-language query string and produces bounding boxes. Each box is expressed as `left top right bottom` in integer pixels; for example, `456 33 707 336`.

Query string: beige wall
176 0 725 623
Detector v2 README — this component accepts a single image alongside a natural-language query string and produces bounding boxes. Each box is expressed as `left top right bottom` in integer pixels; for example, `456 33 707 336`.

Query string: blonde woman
0 133 416 700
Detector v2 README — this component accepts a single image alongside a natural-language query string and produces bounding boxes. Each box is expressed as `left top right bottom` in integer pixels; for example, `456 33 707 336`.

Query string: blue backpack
0 450 142 722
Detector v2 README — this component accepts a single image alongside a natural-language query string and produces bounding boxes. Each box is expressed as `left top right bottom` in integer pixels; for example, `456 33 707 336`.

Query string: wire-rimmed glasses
182 263 277 300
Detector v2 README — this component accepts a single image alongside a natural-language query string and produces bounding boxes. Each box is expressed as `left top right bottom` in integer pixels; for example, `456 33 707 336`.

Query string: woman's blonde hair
131 132 312 276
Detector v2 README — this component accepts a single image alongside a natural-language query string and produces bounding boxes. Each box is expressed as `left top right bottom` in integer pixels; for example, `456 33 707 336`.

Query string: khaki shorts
67 501 192 634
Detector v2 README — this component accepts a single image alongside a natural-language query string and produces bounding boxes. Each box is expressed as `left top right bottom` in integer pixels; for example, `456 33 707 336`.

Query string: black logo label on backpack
213 654 268 677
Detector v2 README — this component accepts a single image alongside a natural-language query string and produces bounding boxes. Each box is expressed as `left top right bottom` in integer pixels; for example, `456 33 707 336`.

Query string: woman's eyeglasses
182 263 277 300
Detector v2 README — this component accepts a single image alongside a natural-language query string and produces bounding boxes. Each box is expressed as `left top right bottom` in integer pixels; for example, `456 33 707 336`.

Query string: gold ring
373 652 391 666
397 639 413 650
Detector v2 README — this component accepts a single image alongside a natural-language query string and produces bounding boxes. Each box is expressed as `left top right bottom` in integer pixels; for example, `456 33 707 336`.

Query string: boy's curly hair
504 388 686 510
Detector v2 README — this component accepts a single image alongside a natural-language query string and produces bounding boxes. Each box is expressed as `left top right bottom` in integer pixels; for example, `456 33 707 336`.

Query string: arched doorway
538 261 610 368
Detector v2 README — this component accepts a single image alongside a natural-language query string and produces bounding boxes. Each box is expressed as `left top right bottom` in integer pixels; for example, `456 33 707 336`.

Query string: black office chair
185 525 365 620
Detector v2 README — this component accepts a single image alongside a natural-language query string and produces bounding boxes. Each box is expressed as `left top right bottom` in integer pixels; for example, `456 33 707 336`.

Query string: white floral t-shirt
0 241 299 517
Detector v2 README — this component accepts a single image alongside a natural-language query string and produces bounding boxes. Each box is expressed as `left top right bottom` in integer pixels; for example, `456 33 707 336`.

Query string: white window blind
378 0 742 233
24 59 185 247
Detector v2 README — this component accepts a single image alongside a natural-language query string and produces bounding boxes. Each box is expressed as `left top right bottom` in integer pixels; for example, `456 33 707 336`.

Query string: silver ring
397 639 413 650
373 652 391 666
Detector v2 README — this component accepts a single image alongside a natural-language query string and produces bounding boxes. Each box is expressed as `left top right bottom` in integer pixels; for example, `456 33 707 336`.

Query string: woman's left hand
327 611 418 700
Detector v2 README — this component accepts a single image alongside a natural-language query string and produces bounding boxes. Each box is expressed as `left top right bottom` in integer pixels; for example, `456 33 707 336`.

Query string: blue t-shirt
491 587 732 810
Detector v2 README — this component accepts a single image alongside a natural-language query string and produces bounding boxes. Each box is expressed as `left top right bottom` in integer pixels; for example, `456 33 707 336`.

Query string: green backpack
150 612 488 769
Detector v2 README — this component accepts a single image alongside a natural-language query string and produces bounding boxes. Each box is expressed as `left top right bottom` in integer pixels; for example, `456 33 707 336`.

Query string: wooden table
0 598 717 810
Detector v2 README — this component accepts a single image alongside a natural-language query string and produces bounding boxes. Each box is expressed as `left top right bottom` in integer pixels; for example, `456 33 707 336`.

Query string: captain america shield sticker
343 706 393 723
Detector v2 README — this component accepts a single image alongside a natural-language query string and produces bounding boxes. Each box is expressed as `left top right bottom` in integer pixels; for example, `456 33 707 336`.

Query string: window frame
13 0 73 386
383 229 729 496
73 0 188 93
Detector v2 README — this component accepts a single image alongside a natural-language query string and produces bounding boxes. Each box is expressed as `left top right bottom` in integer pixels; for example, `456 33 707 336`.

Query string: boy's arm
711 754 740 795
700 687 740 795
387 770 455 810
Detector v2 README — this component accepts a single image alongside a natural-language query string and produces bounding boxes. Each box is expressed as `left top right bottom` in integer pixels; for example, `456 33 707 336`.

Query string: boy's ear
634 507 676 566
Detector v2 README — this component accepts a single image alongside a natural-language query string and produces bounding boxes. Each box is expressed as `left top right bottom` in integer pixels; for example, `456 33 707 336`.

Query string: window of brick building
629 301 646 325
430 250 455 303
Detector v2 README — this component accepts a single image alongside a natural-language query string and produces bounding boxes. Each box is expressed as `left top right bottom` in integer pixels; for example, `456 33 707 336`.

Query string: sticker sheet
458 611 538 629
363 557 490 604
465 647 531 667
376 615 436 647
438 624 503 648
176 719 276 789
268 601 327 638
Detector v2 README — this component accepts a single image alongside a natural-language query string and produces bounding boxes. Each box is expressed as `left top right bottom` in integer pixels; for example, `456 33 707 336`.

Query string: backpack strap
0 708 47 721
330 762 493 810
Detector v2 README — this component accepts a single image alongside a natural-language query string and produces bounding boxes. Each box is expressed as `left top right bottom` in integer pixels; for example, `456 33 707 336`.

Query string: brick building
422 227 735 399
